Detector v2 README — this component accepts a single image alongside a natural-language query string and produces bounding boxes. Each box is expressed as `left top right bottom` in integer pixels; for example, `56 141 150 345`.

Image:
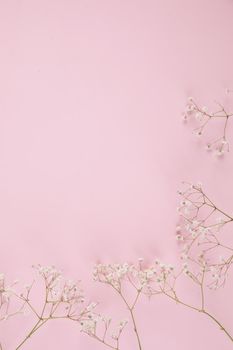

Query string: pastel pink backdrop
1 0 233 349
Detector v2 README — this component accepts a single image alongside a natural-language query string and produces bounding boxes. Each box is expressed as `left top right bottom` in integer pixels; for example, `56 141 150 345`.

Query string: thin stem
15 284 49 349
90 335 119 350
200 270 205 311
114 288 142 350
15 319 42 350
162 291 233 342
129 308 142 350
196 186 233 222
202 310 233 342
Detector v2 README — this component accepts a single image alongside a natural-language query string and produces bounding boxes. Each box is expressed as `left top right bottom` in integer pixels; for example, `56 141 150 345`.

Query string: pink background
1 0 233 349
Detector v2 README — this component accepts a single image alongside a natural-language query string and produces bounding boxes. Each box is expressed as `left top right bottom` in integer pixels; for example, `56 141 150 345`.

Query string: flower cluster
80 312 128 350
183 97 232 155
0 273 23 321
93 260 175 296
34 265 85 313
24 265 87 321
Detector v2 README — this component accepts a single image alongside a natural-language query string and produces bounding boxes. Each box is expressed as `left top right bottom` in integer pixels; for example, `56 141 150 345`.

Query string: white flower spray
0 265 98 350
183 96 233 155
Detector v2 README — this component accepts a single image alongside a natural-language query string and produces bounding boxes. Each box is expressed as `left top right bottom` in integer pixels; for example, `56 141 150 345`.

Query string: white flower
202 106 208 112
80 319 96 334
119 319 128 329
195 112 203 121
176 233 185 241
86 302 98 312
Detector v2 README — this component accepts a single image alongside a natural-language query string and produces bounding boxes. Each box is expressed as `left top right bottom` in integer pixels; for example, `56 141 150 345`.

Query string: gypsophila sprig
91 260 176 350
183 97 233 155
176 182 233 289
80 311 128 350
93 262 145 350
0 265 98 350
145 182 233 343
0 274 24 322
